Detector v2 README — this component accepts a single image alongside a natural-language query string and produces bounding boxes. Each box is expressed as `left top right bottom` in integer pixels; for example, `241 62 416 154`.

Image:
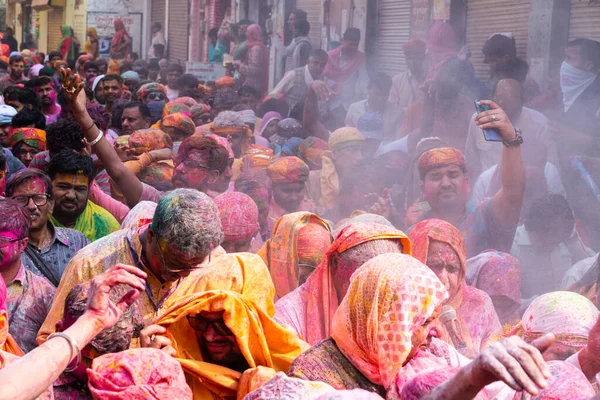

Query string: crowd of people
0 11 598 400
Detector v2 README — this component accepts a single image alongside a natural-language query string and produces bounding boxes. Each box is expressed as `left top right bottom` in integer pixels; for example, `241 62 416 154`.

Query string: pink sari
426 22 457 81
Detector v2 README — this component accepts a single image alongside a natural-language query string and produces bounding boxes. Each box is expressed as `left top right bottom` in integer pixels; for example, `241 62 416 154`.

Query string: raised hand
84 264 147 331
474 100 515 142
466 334 554 395
59 67 87 115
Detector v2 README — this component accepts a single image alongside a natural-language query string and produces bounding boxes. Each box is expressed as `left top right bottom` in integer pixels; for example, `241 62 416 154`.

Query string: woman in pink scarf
426 22 458 81
409 219 502 357
239 25 269 95
466 250 522 325
110 19 131 61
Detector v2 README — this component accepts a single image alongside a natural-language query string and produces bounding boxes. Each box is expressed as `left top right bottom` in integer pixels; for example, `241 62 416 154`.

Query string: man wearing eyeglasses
0 198 55 353
121 102 151 136
37 188 224 354
5 169 89 287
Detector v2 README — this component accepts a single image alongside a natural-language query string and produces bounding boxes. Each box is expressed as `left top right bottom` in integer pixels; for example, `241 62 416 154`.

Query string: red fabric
59 37 73 60
112 19 127 48
322 46 366 88
245 24 269 94
426 22 457 81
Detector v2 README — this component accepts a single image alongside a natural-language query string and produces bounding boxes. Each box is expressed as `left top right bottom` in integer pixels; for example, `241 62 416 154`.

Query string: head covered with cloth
258 212 333 299
155 253 309 399
274 222 412 345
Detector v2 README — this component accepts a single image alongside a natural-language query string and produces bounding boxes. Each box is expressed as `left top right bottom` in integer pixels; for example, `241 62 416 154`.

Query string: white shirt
511 226 595 299
166 86 179 102
471 162 566 208
148 31 166 59
464 107 559 179
345 99 404 143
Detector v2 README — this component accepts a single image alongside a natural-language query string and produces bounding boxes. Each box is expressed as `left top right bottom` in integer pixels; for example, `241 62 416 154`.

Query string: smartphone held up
474 100 503 142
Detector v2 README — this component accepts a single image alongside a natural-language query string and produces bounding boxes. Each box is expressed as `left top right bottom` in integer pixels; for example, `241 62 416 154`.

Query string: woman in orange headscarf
258 212 332 300
274 222 412 346
110 19 131 62
409 219 502 356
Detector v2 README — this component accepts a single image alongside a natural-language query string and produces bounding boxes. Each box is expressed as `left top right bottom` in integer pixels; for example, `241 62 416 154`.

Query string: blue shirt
20 222 90 285
2 147 24 178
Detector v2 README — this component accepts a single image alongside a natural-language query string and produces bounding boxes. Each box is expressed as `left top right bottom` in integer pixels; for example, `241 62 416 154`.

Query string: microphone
439 305 467 350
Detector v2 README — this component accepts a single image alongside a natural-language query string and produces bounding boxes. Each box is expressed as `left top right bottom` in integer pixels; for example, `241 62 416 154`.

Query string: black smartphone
474 100 502 142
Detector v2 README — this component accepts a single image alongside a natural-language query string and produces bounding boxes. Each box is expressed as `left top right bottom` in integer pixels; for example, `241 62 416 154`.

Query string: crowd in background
0 11 598 400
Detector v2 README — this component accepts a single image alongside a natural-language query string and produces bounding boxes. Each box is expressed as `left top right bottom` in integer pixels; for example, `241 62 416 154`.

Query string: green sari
58 25 76 61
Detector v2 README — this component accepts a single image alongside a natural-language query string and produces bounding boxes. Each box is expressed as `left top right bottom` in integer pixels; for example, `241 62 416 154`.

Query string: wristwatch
503 128 523 147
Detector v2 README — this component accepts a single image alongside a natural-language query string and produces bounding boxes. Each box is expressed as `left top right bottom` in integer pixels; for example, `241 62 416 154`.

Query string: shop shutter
295 0 322 48
466 0 531 79
47 7 63 53
569 0 600 42
152 0 166 29
167 0 189 63
375 0 411 77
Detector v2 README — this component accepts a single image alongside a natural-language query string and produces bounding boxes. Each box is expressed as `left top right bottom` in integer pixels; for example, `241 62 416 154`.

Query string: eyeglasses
0 236 25 248
156 238 204 273
11 194 50 208
147 92 166 101
186 315 231 336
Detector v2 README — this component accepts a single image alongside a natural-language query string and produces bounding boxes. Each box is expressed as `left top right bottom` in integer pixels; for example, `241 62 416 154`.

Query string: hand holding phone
475 100 503 141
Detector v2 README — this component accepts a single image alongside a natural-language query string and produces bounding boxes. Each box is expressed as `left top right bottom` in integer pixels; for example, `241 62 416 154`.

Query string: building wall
86 0 148 57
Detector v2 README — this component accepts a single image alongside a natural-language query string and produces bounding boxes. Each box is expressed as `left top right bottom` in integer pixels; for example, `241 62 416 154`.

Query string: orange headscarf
258 212 332 299
417 147 466 180
332 253 448 388
155 253 308 400
408 218 467 309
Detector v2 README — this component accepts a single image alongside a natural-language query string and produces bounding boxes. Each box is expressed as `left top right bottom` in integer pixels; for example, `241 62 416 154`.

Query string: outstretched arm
475 100 526 229
0 264 146 400
61 68 145 207
422 335 554 400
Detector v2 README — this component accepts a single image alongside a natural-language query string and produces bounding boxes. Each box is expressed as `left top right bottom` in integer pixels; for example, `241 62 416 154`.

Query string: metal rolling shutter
167 0 189 63
295 0 322 48
47 8 63 53
152 0 166 29
376 0 411 77
569 0 600 41
466 0 531 79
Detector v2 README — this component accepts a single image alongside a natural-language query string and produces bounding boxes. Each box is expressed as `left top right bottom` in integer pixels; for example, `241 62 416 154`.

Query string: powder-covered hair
336 238 403 269
151 188 223 259
0 197 31 240
64 282 143 354
213 110 246 129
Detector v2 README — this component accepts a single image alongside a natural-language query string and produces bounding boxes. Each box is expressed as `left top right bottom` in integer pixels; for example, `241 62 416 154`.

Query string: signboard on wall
186 62 226 82
432 0 450 21
87 13 142 58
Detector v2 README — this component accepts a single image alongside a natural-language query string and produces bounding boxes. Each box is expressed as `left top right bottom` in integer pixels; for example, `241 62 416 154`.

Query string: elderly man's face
10 177 53 232
407 305 443 362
